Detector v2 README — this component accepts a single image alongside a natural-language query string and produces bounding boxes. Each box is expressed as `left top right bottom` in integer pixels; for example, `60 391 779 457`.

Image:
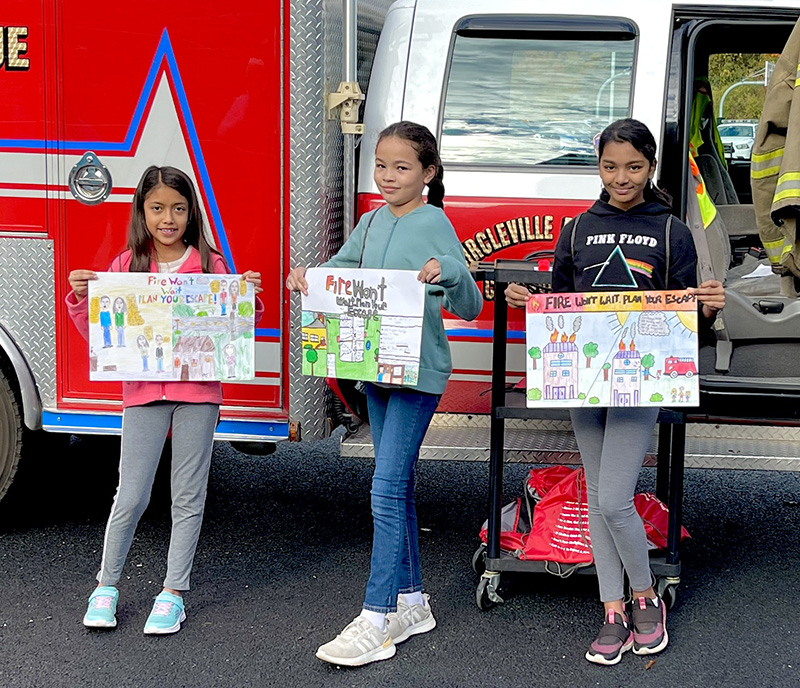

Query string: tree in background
709 53 778 120
528 346 542 370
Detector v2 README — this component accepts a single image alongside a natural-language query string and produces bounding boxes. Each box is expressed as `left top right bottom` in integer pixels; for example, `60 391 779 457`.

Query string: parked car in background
718 119 758 159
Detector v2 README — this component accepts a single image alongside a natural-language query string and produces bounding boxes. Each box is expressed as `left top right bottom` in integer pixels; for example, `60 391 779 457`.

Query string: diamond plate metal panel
288 0 394 440
341 417 800 470
0 239 56 407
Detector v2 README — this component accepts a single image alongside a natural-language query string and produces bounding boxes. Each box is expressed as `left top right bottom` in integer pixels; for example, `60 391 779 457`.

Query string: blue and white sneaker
83 586 119 628
143 591 186 635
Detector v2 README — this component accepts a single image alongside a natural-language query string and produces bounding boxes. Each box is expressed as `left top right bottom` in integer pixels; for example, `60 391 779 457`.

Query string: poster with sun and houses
524 290 699 408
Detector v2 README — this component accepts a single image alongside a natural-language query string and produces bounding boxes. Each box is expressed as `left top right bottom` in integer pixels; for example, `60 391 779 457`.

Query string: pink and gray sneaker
631 595 669 655
585 609 633 666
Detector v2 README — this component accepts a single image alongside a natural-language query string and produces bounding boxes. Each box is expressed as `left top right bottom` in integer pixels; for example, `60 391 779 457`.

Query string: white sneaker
316 617 396 666
386 593 437 644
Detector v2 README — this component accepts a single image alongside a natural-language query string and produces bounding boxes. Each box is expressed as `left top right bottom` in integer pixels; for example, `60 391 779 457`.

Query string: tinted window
718 124 756 137
441 35 636 167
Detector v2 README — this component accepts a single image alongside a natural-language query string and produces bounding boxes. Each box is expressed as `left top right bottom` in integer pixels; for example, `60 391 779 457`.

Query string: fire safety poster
87 273 255 381
525 290 699 408
300 267 425 385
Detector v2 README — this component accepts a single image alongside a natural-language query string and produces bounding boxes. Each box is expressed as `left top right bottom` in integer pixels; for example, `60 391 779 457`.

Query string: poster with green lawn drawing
300 267 425 384
87 273 255 381
525 290 699 408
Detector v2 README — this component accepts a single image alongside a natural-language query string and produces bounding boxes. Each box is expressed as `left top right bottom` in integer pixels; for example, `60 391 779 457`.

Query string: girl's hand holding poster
300 267 425 385
87 273 256 381
525 290 699 408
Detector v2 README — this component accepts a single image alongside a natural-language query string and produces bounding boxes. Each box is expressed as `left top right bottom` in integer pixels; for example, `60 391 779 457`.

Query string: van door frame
661 7 800 218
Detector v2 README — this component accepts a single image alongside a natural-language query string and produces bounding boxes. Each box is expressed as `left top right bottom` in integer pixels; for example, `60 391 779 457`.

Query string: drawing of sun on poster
300 268 425 385
525 291 699 408
87 273 255 381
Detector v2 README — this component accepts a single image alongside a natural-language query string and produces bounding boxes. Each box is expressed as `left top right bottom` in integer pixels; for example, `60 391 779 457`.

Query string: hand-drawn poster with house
300 268 425 385
87 273 255 381
525 290 699 408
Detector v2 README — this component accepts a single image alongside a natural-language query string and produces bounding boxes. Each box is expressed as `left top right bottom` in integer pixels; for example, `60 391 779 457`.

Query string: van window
441 35 636 167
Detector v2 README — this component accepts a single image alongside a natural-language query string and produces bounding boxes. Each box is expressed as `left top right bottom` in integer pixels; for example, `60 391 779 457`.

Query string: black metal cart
473 259 687 611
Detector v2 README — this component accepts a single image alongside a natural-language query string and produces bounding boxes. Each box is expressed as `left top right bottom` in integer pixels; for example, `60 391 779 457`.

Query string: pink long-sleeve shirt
65 247 264 408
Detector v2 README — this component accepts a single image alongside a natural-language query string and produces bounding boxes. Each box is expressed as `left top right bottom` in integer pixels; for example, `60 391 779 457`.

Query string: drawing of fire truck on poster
525 290 700 408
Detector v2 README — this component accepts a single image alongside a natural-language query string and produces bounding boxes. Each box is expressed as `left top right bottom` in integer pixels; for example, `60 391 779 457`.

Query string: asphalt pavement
0 430 798 688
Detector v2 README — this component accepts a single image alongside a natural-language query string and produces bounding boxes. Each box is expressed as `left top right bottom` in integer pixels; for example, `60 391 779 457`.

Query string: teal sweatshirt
323 204 482 395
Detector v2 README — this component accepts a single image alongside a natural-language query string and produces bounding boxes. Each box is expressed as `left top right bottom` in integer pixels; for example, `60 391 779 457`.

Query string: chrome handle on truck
68 151 112 205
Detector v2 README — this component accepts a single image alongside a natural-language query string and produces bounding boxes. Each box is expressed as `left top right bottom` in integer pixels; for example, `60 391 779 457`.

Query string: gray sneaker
386 593 437 644
316 617 396 666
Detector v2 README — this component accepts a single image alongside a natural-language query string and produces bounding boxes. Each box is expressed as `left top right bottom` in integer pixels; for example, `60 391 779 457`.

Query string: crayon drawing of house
173 335 215 381
543 331 579 400
301 314 327 350
611 338 641 406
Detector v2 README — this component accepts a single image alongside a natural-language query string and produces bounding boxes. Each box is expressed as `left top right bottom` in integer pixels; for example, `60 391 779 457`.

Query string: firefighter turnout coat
752 19 800 278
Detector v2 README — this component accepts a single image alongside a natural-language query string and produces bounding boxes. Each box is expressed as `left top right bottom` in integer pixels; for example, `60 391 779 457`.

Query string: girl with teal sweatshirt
287 121 482 666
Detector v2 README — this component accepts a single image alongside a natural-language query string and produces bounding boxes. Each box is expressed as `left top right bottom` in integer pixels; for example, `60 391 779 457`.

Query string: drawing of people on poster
220 279 228 315
137 334 150 372
113 297 127 347
155 334 164 372
229 280 239 314
99 296 112 348
88 273 255 381
223 342 236 378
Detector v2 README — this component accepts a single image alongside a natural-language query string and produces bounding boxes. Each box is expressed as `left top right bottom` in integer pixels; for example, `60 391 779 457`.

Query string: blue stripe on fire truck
41 410 289 441
0 29 236 272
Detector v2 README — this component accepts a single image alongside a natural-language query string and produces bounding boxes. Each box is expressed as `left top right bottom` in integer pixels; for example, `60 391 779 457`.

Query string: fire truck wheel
685 370 694 378
670 371 679 379
0 372 23 503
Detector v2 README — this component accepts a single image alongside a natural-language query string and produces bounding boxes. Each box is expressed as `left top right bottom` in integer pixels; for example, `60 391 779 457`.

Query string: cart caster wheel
476 573 503 611
471 544 487 575
656 578 679 610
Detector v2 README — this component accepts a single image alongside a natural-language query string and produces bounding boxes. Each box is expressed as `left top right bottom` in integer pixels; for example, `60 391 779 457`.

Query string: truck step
339 414 800 471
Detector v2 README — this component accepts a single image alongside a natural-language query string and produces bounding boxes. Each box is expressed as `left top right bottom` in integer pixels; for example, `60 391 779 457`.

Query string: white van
353 0 800 432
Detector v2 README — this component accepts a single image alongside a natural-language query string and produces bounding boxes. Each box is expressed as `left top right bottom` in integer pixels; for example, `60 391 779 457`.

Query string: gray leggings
570 406 660 602
97 402 219 591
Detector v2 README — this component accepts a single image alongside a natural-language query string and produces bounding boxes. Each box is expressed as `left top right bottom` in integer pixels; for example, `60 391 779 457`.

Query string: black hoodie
552 199 698 294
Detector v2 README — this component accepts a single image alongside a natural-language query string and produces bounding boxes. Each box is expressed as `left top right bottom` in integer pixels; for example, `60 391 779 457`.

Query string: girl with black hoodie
506 119 725 666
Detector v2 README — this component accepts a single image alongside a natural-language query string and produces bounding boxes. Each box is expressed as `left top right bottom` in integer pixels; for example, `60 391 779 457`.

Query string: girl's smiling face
143 184 189 260
598 140 655 211
373 136 436 217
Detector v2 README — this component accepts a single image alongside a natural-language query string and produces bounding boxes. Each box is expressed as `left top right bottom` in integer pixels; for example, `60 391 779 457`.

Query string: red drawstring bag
479 467 690 568
520 467 594 566
527 465 576 503
480 466 690 575
478 498 528 555
635 492 691 549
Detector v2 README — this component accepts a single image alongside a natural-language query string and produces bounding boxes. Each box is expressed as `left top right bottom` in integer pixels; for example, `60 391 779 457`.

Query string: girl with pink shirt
66 166 262 635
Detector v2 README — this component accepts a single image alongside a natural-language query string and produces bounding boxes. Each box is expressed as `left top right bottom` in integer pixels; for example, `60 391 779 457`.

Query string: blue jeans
363 383 440 613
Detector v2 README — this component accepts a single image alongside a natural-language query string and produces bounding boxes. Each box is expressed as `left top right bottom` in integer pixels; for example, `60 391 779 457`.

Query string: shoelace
91 596 114 609
151 601 175 617
342 619 374 639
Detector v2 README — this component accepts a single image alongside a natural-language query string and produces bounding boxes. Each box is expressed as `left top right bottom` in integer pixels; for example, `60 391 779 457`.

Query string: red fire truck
665 357 698 379
4 0 800 503
0 0 395 500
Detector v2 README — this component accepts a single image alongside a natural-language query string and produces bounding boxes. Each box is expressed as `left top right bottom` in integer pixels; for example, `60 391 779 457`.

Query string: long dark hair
377 121 445 208
127 166 222 272
597 118 672 207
